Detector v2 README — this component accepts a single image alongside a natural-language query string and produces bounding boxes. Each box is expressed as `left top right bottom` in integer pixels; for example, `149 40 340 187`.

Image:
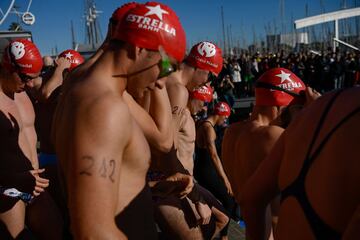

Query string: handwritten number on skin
172 106 184 116
79 156 116 183
99 158 107 178
79 156 95 176
109 160 115 183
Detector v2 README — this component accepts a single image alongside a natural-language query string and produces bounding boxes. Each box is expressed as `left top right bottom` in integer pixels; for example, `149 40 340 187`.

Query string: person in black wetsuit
194 101 234 240
241 87 360 240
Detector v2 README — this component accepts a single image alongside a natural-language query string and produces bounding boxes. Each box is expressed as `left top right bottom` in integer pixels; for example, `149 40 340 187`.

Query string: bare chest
122 119 151 176
0 92 35 167
176 109 195 171
0 92 34 132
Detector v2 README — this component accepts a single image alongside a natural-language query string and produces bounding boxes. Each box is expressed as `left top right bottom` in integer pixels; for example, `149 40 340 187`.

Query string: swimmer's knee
212 207 229 227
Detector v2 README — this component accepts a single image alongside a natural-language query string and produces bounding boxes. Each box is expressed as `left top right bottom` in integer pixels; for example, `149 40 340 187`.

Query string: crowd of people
213 50 360 108
0 1 359 240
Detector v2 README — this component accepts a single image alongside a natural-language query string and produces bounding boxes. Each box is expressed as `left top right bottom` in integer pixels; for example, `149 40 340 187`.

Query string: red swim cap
111 2 139 23
112 2 186 62
2 39 42 74
255 68 305 106
58 49 84 71
191 85 213 102
214 102 231 116
185 41 223 76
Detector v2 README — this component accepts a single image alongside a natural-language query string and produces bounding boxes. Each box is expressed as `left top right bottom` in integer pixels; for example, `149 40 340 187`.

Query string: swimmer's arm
22 104 39 169
124 88 173 152
38 57 70 101
69 98 128 239
205 126 232 194
136 90 151 112
343 205 360 240
29 128 39 169
148 88 173 151
167 84 188 138
150 173 193 198
241 133 284 240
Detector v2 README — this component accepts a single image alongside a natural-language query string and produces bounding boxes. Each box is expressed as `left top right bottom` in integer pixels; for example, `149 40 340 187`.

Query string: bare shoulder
81 93 131 133
259 125 284 143
16 92 35 120
227 121 247 132
224 120 249 139
201 121 215 133
17 91 32 104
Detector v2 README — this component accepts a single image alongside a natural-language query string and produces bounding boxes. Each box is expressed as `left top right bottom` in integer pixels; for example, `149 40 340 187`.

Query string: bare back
222 120 283 203
276 88 360 239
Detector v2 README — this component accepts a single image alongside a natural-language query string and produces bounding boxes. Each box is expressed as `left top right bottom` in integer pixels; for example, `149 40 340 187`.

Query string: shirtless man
53 2 187 238
194 100 235 240
153 41 229 239
0 39 58 239
222 68 306 238
66 3 175 153
241 86 360 240
62 5 189 203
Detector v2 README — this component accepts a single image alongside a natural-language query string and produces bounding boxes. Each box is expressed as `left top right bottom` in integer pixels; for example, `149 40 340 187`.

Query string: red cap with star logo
255 68 305 106
191 85 213 102
58 49 84 71
1 39 43 74
112 2 186 62
185 41 223 76
214 102 231 116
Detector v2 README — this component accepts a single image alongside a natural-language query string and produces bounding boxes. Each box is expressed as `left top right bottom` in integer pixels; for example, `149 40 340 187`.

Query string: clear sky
0 0 349 55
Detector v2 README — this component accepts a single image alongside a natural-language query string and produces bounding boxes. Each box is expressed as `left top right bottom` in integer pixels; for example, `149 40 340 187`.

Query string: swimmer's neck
250 105 281 126
171 63 197 91
0 80 15 99
91 48 129 93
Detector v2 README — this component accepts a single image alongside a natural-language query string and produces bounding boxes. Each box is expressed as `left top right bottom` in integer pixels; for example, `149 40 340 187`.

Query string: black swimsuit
0 112 35 212
115 184 158 239
281 89 360 240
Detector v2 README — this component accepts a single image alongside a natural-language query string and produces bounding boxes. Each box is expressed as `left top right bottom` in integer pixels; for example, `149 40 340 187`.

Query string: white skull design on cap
10 42 26 60
197 42 216 58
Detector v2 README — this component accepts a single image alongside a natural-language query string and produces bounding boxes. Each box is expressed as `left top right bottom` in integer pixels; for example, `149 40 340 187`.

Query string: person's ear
137 47 151 59
124 43 138 61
